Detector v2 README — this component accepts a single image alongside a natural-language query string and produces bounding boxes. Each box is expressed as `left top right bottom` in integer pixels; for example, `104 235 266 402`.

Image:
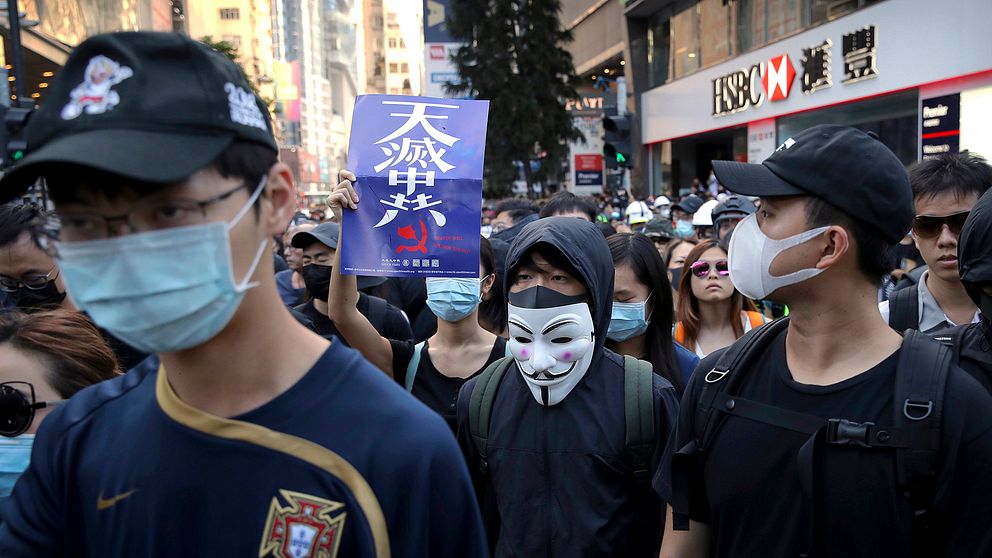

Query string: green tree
446 0 581 198
199 36 260 96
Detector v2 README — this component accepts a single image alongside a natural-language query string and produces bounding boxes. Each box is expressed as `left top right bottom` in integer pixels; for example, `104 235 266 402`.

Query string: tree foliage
446 0 581 198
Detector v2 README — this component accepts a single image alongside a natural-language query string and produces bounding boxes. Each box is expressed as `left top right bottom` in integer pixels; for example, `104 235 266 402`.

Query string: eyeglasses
0 266 58 292
911 211 970 239
43 182 250 245
0 382 63 437
690 259 730 278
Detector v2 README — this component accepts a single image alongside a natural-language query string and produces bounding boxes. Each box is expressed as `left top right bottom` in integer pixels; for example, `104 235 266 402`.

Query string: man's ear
815 225 850 270
262 162 296 236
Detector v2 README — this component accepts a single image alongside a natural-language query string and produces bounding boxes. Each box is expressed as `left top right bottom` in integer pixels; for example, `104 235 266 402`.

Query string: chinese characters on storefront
713 25 879 117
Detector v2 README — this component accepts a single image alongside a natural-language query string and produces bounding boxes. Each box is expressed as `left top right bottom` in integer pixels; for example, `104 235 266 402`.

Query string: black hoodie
949 188 992 391
455 217 680 557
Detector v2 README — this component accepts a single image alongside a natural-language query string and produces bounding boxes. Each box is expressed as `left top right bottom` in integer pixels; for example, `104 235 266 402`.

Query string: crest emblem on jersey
258 490 346 558
60 55 133 120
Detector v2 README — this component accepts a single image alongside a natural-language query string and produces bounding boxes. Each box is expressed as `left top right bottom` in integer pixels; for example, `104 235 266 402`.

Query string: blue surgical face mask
0 434 34 500
607 295 651 342
675 219 694 239
426 277 483 322
55 178 269 353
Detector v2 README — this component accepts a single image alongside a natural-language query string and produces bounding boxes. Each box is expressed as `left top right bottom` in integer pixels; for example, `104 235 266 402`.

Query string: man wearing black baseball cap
290 221 412 343
0 32 486 557
660 125 992 557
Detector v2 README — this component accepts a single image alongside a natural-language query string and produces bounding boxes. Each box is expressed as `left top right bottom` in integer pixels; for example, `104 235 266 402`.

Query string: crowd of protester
0 31 989 558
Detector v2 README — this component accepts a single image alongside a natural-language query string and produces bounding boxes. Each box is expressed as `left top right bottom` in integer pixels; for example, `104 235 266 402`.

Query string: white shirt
878 270 982 333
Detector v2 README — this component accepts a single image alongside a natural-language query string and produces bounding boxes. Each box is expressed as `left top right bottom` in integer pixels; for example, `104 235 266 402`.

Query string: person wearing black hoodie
455 216 680 557
947 187 992 391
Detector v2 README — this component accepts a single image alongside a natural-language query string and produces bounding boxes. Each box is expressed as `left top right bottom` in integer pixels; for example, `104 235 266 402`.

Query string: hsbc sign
713 54 796 117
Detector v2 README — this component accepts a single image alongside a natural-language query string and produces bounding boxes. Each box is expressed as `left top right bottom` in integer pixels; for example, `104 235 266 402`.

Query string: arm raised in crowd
326 171 396 376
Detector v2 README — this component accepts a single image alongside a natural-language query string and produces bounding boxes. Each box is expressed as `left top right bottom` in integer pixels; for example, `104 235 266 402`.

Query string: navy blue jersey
0 340 487 558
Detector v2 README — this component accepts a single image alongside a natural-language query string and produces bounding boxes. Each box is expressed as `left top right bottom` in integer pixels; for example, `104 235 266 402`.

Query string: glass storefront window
699 0 734 68
670 5 700 80
765 0 804 43
647 15 670 89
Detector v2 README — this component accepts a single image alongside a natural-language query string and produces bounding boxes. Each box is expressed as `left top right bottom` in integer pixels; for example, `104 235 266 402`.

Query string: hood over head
959 188 992 309
505 216 614 360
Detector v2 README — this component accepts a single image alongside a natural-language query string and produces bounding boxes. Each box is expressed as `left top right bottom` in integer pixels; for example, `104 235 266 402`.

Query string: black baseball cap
672 194 704 215
712 125 913 243
292 222 340 250
292 222 387 290
642 218 675 240
0 32 277 203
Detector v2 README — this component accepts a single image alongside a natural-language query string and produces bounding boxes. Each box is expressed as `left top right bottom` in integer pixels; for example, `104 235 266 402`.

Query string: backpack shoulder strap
404 341 425 392
888 285 920 332
894 330 951 552
467 356 515 473
623 355 656 483
694 317 791 448
365 295 386 331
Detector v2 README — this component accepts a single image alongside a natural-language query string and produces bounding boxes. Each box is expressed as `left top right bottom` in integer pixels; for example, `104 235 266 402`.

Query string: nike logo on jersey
97 489 137 511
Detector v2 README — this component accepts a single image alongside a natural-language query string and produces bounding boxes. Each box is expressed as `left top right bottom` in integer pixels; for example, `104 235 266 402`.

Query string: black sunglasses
0 382 62 437
911 211 970 239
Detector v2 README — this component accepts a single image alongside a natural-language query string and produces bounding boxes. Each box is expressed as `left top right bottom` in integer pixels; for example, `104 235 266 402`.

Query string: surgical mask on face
0 434 33 499
55 178 269 353
426 277 482 322
507 286 595 407
11 281 66 311
669 267 683 288
675 220 694 239
300 263 331 301
659 208 671 219
607 295 651 342
727 213 830 301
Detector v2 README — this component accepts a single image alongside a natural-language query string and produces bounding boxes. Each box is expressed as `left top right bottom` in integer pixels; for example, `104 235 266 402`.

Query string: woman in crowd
606 234 698 393
326 174 506 431
0 310 120 516
673 239 765 357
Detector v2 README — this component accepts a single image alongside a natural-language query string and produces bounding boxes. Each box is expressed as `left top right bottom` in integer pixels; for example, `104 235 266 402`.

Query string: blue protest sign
342 95 489 277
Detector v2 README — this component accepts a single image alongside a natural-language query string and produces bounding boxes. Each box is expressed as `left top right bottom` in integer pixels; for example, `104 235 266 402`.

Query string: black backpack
887 284 920 332
467 354 656 483
672 318 950 557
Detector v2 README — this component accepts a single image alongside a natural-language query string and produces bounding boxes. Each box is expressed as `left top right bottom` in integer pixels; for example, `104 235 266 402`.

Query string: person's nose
936 224 958 248
530 344 557 375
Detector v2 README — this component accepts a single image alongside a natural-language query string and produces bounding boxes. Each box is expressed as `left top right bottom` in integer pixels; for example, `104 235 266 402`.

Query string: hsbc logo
713 53 797 116
763 54 795 102
429 45 445 60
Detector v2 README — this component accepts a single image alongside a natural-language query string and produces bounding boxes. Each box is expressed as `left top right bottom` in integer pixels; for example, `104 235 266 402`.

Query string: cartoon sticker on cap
60 55 134 120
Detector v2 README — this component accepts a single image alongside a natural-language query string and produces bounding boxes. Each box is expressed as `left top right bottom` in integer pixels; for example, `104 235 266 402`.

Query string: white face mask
506 286 596 407
727 213 830 300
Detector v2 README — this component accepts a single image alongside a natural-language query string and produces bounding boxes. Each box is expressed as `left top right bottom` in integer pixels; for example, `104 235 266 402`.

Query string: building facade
626 0 992 196
186 0 275 89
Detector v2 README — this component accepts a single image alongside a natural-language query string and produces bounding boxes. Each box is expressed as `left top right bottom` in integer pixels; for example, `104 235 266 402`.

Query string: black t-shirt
390 336 507 431
295 294 413 345
662 329 992 557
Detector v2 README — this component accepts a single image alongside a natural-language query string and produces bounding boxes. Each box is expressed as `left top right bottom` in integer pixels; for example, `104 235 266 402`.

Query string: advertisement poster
341 95 489 277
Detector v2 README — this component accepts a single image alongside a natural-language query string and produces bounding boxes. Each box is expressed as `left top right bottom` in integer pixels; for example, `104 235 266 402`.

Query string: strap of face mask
228 175 269 292
226 175 268 232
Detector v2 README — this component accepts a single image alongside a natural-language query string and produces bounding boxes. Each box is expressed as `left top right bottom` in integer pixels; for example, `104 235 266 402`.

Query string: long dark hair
607 233 682 393
478 236 506 335
675 239 755 350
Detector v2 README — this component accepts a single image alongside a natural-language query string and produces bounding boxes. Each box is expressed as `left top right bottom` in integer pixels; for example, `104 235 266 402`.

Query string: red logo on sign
429 45 445 60
575 154 603 171
762 54 795 102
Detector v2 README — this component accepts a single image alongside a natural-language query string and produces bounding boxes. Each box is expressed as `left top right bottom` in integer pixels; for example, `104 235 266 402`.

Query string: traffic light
1 106 32 169
603 114 634 169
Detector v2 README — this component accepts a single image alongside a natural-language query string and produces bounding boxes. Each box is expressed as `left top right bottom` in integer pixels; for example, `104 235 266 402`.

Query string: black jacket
455 217 680 557
952 188 992 391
